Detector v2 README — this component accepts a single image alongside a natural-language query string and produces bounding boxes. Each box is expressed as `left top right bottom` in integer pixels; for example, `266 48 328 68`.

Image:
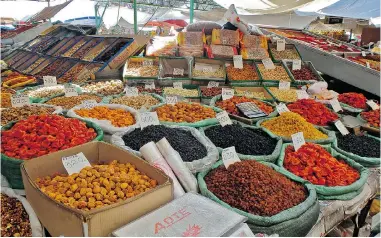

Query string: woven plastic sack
332 133 380 167
111 125 219 173
257 118 335 144
339 102 364 113
1 119 104 189
198 160 319 237
67 103 140 134
277 143 369 200
186 21 222 35
17 84 82 103
212 29 240 47
1 187 43 237
199 121 283 163
150 102 220 128
101 93 165 112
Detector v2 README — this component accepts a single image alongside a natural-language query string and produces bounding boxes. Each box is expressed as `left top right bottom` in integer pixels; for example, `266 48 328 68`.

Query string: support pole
134 0 138 34
189 0 194 23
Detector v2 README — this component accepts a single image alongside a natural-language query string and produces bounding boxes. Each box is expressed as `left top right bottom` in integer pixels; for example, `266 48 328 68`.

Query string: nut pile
125 62 159 78
122 125 207 162
1 93 12 108
201 87 222 97
270 48 301 60
192 64 225 78
205 124 277 155
210 45 237 58
226 64 259 81
110 94 160 110
1 194 32 237
155 102 216 123
241 48 269 60
82 80 124 96
205 160 307 216
58 63 88 83
36 160 158 211
137 85 162 94
215 96 274 116
268 88 298 102
257 64 291 81
337 134 380 158
163 87 199 97
290 66 318 81
235 89 266 99
75 106 135 127
75 65 101 83
44 94 102 110
21 85 66 99
1 105 56 125
83 44 109 61
62 41 87 57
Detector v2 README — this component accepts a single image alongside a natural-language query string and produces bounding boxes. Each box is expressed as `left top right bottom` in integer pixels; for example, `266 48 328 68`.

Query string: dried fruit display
177 32 204 46
136 85 162 94
35 59 67 78
268 88 298 102
21 85 66 99
284 143 360 186
163 87 199 97
361 109 380 128
22 58 45 74
338 93 367 109
82 43 110 61
1 105 56 125
270 47 301 61
226 63 259 81
44 94 102 110
178 45 204 57
1 115 97 159
205 160 307 216
110 95 160 110
201 87 222 97
74 106 136 127
208 45 238 58
1 93 12 108
75 65 101 83
346 56 380 71
211 29 240 46
62 40 87 57
36 160 158 211
215 96 274 116
289 66 318 81
96 41 129 62
58 63 88 83
155 102 216 123
192 63 224 78
241 47 269 60
2 75 37 89
72 39 102 58
125 61 159 78
81 80 124 96
257 64 291 81
337 134 380 158
1 194 32 237
240 35 268 48
287 99 339 126
234 89 265 100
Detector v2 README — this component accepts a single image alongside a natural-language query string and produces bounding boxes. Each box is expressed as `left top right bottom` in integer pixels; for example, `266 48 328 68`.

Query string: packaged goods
207 45 238 58
287 99 339 126
226 63 259 81
336 134 380 158
163 87 199 97
155 102 215 123
211 29 240 46
257 64 291 81
215 96 274 116
177 32 205 45
268 88 298 102
1 93 12 108
136 85 162 94
81 80 124 96
124 59 159 78
178 45 204 57
270 47 301 61
186 21 222 35
241 35 268 48
201 87 222 97
193 63 225 79
288 65 318 81
42 94 102 110
360 109 380 128
159 58 191 78
241 47 269 60
338 93 367 109
109 94 162 110
74 106 135 127
1 105 62 126
58 63 88 83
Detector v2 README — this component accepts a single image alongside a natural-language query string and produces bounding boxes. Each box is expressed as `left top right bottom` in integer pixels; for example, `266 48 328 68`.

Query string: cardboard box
21 141 173 237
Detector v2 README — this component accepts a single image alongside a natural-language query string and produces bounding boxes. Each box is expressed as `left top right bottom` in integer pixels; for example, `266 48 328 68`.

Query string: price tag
64 85 78 97
222 146 241 169
173 81 183 89
225 62 231 67
262 58 275 70
145 82 155 89
279 81 290 90
201 66 213 73
166 95 178 105
216 111 232 127
140 112 160 129
173 68 184 76
292 59 302 70
291 132 305 152
125 87 138 97
207 81 219 88
296 90 309 99
276 103 290 114
43 76 57 87
11 95 30 107
222 39 227 45
82 100 97 109
222 88 234 101
276 39 286 51
334 120 350 136
367 100 380 110
142 60 153 66
362 51 366 57
366 62 370 68
62 152 91 175
329 98 343 112
233 55 243 69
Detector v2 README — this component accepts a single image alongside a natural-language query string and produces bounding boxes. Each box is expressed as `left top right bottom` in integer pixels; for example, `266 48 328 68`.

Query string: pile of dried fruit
338 93 367 109
270 48 301 60
75 65 101 83
81 80 124 96
155 102 216 123
261 112 328 140
1 194 32 237
163 87 199 97
125 61 159 78
0 93 12 108
110 94 160 110
58 63 88 83
337 134 380 158
201 87 222 97
36 160 158 211
289 66 318 81
205 124 277 155
257 64 291 81
1 115 97 159
1 105 56 125
136 85 162 94
284 143 360 186
122 125 207 162
268 88 298 102
215 96 273 116
205 160 307 216
287 99 339 126
361 109 380 128
2 73 37 89
192 64 225 78
74 106 136 127
226 63 259 81
44 94 102 110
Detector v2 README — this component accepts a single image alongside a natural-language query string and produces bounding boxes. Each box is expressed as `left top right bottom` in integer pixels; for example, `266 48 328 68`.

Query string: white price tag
329 98 343 112
222 39 227 45
216 111 232 127
202 66 213 73
367 100 380 110
233 55 243 69
334 120 350 136
173 68 184 76
82 100 97 109
11 95 30 107
276 103 290 114
125 87 139 97
279 81 290 90
262 58 275 70
140 112 160 129
366 62 370 68
222 88 234 101
173 81 183 89
207 81 219 88
292 60 302 70
296 90 309 99
276 39 286 51
64 85 78 97
291 132 305 152
222 146 241 169
142 60 153 66
166 95 178 105
62 152 91 175
145 82 155 89
362 51 366 57
43 76 57 87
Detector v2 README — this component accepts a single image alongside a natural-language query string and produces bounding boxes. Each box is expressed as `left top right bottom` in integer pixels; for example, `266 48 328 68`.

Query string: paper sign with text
166 95 178 105
276 103 290 114
62 152 91 175
173 81 183 89
276 39 285 51
292 132 305 151
207 81 219 88
145 82 155 89
216 111 232 127
64 85 78 97
11 95 30 107
292 60 302 70
222 146 241 169
367 100 380 110
82 100 98 109
334 120 350 136
173 68 184 76
140 112 160 129
262 58 275 70
329 98 343 112
126 87 139 97
43 76 57 87
222 88 234 100
279 81 290 90
233 55 243 69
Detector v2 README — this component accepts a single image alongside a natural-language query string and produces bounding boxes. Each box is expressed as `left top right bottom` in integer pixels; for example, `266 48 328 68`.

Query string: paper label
125 87 139 97
11 95 30 107
296 90 309 99
142 60 153 66
64 85 78 97
276 39 286 51
262 58 275 70
292 60 302 70
233 55 243 69
145 82 155 89
82 100 98 109
291 132 305 151
173 68 184 76
362 51 366 57
166 95 178 105
329 98 343 112
216 111 232 127
43 76 57 87
173 81 183 89
62 152 91 175
367 100 380 110
279 81 290 90
276 103 290 114
366 62 370 68
140 112 160 129
222 146 241 169
222 88 234 100
207 81 219 88
202 66 213 73
334 120 350 136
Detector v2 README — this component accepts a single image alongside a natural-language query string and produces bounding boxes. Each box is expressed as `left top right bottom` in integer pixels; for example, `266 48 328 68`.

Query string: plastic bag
177 32 205 45
222 4 250 35
207 45 238 59
212 29 240 46
241 35 268 48
178 45 204 57
241 47 270 60
186 21 222 35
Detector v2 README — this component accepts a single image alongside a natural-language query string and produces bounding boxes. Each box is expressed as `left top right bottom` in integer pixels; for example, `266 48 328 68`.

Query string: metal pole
189 0 194 23
134 0 138 34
